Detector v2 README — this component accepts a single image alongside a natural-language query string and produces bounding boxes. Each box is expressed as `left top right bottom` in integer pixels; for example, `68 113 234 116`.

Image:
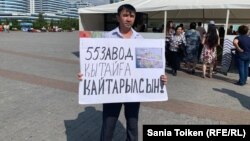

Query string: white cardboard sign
79 38 168 104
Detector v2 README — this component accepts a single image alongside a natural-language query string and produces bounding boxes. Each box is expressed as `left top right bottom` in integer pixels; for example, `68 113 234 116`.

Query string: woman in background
201 25 219 78
169 25 186 76
164 21 175 66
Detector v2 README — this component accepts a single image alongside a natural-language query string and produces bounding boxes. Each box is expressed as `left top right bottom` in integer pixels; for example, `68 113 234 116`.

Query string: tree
59 18 72 31
72 19 79 30
33 13 47 29
5 18 9 24
50 19 54 28
10 19 21 30
57 18 79 31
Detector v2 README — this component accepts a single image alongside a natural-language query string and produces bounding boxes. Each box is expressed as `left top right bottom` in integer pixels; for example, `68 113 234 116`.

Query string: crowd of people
164 20 250 86
164 20 220 78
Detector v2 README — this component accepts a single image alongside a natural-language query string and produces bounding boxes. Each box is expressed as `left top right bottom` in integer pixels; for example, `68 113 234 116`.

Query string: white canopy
79 0 250 13
78 0 250 31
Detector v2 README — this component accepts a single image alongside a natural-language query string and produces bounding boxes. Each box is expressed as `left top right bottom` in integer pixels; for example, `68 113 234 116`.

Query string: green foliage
10 19 21 30
3 13 79 31
33 13 47 29
58 18 79 31
5 18 9 24
60 18 72 31
50 19 54 28
72 18 79 30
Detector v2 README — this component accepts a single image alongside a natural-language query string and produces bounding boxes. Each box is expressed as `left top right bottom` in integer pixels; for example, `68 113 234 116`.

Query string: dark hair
175 25 183 31
117 4 136 16
238 25 249 35
206 26 219 48
207 24 215 32
190 22 196 29
167 21 173 28
198 22 202 26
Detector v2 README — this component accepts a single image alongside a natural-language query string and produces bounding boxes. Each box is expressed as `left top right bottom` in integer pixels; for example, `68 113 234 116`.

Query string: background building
0 0 29 14
41 0 68 14
0 0 98 21
110 0 123 3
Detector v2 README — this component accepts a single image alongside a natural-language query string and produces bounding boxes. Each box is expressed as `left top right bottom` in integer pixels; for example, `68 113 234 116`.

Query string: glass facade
0 0 97 20
34 0 42 13
0 0 29 13
42 0 68 13
110 0 123 3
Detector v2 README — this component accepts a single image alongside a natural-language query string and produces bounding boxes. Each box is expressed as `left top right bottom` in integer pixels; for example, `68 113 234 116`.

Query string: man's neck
119 27 133 38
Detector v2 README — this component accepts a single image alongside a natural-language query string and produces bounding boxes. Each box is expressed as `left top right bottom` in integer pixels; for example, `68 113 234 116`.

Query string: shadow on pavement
181 66 237 83
211 74 236 83
213 88 250 110
64 106 126 141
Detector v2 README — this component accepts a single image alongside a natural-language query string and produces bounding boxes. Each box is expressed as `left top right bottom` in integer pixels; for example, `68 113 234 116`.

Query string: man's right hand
78 73 83 81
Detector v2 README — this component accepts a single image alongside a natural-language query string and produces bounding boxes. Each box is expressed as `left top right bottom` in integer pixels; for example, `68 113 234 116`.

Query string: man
196 22 206 37
79 4 168 141
196 22 206 61
233 25 250 86
185 22 201 74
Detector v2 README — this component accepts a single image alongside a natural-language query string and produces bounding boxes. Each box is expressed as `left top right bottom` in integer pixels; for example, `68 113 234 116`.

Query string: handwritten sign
79 38 168 104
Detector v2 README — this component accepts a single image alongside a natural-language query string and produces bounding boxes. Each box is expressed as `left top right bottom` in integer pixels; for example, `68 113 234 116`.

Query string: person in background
216 26 226 68
227 25 233 35
138 23 146 32
201 25 219 78
179 23 186 62
218 26 225 45
169 25 186 76
185 22 201 74
164 21 175 66
0 24 3 32
165 21 175 44
219 26 225 37
208 21 221 74
196 22 206 61
233 25 250 86
78 4 168 141
3 24 7 32
196 22 206 37
179 23 185 34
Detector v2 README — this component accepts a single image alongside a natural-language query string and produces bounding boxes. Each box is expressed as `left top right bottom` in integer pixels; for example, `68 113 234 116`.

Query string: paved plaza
0 31 249 141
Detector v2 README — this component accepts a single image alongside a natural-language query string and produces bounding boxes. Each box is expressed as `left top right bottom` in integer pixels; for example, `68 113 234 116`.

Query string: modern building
0 0 29 14
0 0 96 20
110 0 123 3
75 1 94 8
41 0 68 14
34 0 43 13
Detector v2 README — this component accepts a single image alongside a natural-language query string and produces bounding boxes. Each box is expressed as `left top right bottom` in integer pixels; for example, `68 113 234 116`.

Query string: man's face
117 9 136 30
